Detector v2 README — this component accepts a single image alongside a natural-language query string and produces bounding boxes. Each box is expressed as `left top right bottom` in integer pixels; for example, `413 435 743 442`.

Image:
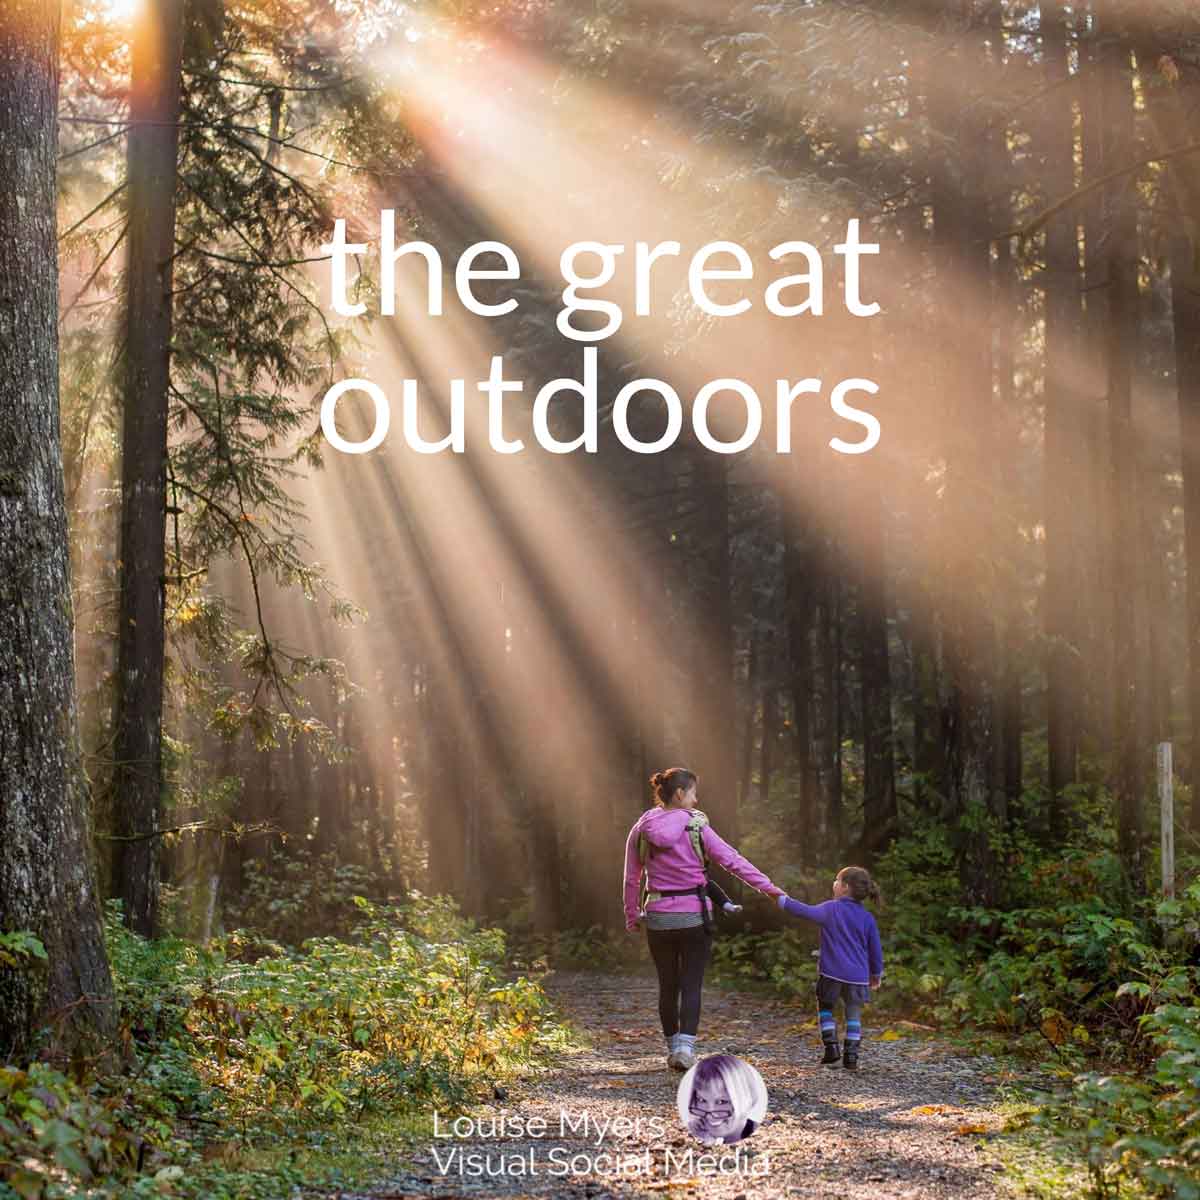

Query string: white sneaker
674 1048 696 1071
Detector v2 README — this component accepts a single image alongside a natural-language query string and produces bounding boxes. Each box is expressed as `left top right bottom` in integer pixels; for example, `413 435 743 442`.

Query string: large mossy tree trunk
0 0 115 1058
112 0 186 937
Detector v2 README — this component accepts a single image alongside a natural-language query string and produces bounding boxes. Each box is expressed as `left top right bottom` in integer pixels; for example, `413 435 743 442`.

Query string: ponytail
838 865 883 907
650 767 698 808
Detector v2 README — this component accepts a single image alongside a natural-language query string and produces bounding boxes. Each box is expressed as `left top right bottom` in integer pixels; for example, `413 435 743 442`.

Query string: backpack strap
686 811 710 869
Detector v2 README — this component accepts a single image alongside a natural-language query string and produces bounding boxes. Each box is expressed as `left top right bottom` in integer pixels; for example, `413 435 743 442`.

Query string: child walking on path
777 866 883 1070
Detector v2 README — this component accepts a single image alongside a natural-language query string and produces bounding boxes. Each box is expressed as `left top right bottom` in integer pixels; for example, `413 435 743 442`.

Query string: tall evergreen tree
0 0 115 1055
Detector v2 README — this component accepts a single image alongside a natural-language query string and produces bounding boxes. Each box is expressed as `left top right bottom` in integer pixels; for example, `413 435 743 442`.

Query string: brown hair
650 767 697 808
837 865 882 906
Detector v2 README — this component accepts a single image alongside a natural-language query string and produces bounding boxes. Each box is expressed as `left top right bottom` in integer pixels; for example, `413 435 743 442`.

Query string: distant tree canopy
46 0 1200 939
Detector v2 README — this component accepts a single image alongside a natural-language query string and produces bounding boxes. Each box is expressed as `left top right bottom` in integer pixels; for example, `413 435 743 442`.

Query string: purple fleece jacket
623 807 782 931
777 894 884 985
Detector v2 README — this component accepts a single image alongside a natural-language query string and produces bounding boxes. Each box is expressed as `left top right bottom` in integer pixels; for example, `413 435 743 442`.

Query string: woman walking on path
623 767 784 1071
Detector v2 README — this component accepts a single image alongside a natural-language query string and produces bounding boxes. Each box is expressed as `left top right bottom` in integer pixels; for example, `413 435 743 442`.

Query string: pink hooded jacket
622 806 783 931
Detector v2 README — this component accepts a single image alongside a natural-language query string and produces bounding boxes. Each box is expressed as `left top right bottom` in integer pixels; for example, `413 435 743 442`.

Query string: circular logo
676 1054 768 1145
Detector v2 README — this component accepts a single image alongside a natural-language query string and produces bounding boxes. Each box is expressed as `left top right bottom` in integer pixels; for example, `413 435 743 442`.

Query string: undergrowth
0 889 569 1199
700 810 1200 1200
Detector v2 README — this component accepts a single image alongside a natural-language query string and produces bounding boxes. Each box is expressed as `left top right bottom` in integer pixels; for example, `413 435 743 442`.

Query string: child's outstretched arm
776 894 833 925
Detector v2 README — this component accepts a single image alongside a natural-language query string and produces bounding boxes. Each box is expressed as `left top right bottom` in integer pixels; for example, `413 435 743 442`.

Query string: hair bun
648 767 697 808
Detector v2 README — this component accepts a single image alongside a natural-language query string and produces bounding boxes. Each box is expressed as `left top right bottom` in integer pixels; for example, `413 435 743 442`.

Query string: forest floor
305 970 1054 1200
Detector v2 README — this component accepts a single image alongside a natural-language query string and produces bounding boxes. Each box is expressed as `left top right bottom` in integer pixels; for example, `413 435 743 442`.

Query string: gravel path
333 970 1013 1199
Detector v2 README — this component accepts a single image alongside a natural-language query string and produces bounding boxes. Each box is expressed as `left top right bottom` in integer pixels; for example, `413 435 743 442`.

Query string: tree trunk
785 514 817 845
760 631 778 803
112 0 186 936
858 552 896 859
740 624 759 811
1078 16 1113 757
0 0 115 1057
1173 236 1200 826
929 8 1002 905
856 457 897 861
1101 29 1145 890
911 613 945 809
692 449 738 839
993 220 1024 815
1040 0 1085 836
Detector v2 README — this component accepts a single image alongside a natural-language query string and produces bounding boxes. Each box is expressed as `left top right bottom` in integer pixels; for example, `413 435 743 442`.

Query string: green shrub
1028 885 1200 1198
710 926 818 997
1033 998 1200 1199
221 848 386 944
0 1061 135 1198
0 894 565 1198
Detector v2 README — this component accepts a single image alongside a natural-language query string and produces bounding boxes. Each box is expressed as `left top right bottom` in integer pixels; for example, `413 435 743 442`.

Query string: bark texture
113 0 186 935
0 0 115 1057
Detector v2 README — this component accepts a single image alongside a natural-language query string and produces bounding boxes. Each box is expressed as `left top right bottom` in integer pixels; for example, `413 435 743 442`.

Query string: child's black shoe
842 1040 860 1070
821 1040 841 1065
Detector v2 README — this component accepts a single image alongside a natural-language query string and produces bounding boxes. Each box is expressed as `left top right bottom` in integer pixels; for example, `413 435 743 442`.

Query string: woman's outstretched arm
700 826 784 897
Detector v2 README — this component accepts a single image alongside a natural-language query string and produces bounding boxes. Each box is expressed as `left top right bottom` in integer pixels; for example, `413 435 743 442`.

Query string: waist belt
644 884 712 933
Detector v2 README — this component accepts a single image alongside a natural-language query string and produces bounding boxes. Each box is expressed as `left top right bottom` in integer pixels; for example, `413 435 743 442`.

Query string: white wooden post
1158 741 1175 900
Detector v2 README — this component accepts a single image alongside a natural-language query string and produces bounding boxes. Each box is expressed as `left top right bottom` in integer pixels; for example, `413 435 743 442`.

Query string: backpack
638 810 710 907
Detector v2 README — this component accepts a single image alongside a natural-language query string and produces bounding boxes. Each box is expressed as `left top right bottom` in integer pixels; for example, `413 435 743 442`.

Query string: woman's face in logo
689 1073 737 1139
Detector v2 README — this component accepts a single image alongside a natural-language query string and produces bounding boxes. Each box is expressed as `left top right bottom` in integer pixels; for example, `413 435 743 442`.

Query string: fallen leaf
1041 1014 1070 1045
909 1104 963 1116
954 1123 992 1136
879 1029 905 1041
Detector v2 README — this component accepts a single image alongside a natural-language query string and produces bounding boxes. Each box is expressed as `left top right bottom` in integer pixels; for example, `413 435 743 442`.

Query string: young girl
777 866 883 1070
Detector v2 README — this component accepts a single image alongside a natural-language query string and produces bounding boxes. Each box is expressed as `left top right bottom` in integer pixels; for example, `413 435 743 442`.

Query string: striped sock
677 1033 697 1055
667 1033 681 1052
846 1019 862 1043
819 1009 837 1042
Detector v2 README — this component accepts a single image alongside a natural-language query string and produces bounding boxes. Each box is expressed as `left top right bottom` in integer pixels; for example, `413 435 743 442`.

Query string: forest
3 0 1200 1196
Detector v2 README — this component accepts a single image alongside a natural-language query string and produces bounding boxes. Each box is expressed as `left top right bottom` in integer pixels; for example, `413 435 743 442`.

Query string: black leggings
645 925 712 1037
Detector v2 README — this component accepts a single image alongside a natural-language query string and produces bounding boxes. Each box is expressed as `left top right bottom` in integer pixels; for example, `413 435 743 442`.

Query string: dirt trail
333 970 1014 1199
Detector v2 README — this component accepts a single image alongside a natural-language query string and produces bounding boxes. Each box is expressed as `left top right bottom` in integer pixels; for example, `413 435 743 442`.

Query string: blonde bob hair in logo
677 1054 768 1144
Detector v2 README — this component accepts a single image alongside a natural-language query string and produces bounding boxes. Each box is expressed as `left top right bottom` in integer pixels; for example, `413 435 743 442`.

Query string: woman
622 767 783 1071
679 1054 768 1144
